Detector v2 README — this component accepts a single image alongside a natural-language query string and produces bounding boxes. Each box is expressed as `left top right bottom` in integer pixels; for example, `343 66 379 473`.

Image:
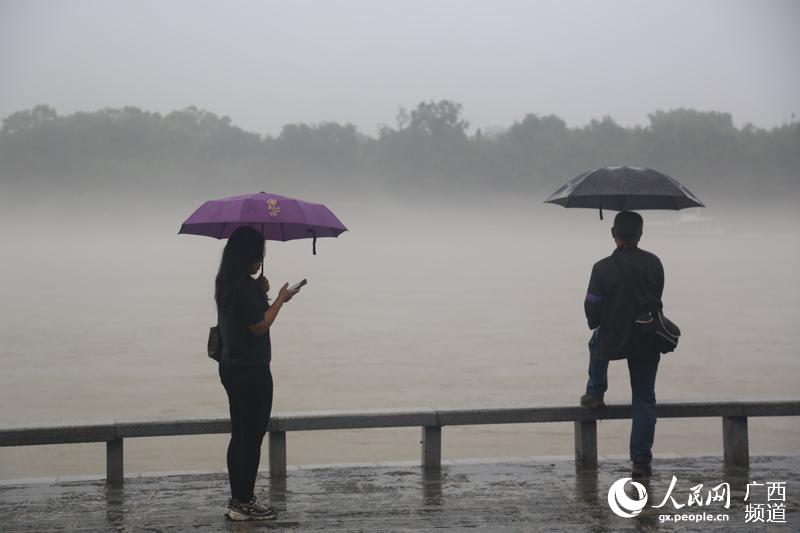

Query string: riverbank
2 455 798 531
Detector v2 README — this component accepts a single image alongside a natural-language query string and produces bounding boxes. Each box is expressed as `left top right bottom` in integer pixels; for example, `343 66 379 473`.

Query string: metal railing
1 401 798 487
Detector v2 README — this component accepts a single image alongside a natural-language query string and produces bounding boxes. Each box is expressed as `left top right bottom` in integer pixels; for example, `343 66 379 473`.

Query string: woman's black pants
219 363 273 502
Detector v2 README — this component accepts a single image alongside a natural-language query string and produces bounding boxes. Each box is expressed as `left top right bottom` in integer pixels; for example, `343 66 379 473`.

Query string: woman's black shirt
217 278 271 366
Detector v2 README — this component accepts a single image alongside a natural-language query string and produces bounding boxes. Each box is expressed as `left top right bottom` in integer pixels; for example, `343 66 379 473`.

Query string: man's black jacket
584 246 664 359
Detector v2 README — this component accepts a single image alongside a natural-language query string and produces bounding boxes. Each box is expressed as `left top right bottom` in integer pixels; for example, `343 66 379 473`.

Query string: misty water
0 198 798 479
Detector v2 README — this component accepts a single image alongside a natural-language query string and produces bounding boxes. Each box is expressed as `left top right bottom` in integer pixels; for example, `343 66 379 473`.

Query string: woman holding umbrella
180 191 346 520
215 226 300 521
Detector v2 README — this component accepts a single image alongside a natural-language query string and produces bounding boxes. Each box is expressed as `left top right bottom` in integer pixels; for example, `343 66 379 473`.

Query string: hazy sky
1 0 798 136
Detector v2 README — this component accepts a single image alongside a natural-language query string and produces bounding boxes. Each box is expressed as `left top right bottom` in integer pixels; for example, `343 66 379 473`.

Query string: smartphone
289 279 307 292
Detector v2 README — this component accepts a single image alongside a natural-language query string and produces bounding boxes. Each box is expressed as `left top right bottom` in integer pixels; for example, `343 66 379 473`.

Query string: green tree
1 105 58 134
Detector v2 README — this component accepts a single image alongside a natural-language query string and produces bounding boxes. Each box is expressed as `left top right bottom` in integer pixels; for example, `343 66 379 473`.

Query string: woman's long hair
215 226 265 309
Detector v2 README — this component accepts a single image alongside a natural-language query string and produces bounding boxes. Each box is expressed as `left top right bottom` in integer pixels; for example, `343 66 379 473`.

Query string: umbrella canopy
179 192 347 254
544 166 704 219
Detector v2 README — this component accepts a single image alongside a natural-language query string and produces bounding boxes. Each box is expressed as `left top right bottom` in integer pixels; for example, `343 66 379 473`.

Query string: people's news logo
607 476 788 524
608 478 648 518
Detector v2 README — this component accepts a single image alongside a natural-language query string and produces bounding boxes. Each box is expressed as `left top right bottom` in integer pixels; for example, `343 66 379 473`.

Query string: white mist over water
0 199 798 478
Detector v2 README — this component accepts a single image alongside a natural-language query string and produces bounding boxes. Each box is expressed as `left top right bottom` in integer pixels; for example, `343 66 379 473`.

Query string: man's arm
584 263 603 329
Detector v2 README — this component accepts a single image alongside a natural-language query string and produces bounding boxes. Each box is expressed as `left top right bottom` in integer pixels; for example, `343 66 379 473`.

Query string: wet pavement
1 455 797 532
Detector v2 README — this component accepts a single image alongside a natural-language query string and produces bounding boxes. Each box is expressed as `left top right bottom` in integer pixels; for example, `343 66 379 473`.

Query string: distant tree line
1 101 797 202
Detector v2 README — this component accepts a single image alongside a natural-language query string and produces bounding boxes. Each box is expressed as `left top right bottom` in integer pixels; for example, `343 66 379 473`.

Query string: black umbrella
544 166 705 219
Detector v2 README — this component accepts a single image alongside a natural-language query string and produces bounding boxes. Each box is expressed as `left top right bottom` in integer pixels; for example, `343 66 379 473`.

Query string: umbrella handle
261 240 269 301
261 224 266 275
599 205 603 220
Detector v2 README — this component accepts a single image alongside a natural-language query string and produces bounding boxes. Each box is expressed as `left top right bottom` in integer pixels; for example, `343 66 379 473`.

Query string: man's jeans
586 329 661 465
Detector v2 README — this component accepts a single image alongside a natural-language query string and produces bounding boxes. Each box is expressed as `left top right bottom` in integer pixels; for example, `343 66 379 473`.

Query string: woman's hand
251 281 301 335
277 282 301 303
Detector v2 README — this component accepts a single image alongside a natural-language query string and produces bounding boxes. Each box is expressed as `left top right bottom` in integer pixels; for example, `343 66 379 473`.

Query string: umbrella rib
295 200 314 226
236 200 248 235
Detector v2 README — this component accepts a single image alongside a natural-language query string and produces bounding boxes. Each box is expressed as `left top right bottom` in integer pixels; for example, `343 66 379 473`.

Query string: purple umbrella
178 192 347 257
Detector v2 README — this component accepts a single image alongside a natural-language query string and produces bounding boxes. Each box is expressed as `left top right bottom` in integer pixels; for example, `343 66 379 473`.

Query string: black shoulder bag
612 254 681 354
207 326 222 362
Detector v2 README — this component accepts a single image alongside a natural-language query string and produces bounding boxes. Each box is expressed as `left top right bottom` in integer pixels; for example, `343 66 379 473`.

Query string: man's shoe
632 462 652 478
580 393 605 409
226 496 278 521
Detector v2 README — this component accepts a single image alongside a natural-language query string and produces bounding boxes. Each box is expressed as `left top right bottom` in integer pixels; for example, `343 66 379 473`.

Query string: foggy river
0 199 798 478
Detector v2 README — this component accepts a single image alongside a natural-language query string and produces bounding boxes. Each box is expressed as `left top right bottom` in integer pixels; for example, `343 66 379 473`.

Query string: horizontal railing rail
1 400 798 487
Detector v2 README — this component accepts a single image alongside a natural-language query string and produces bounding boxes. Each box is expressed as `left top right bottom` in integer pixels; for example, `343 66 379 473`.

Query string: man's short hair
613 211 643 243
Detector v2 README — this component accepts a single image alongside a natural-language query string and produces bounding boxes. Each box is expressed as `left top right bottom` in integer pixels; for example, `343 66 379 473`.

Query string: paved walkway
1 455 797 532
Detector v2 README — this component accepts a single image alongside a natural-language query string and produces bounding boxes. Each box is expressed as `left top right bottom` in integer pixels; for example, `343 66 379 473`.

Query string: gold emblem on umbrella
266 198 281 217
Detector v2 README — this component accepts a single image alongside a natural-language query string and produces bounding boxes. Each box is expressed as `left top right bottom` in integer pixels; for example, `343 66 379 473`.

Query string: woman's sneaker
225 496 278 521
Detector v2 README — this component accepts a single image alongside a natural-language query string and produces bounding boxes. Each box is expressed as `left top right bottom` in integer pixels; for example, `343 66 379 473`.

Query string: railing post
106 438 124 486
723 416 749 468
269 431 287 478
421 426 441 471
574 420 598 469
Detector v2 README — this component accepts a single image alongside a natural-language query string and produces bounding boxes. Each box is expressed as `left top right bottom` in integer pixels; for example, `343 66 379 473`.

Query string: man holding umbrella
581 211 664 478
546 166 702 478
